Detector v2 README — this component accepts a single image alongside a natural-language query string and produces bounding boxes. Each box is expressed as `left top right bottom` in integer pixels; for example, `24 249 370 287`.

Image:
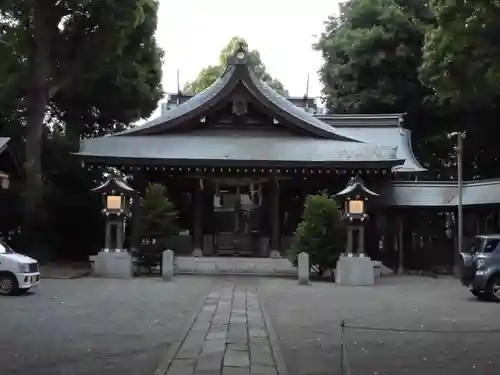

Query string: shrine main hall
77 47 500 272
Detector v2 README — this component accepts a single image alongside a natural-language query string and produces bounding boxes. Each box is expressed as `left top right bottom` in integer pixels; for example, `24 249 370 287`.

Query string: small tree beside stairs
288 192 345 280
131 183 178 274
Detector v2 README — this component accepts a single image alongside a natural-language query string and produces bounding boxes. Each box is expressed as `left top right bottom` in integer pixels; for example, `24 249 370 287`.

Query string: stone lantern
336 175 378 256
91 175 136 279
335 175 379 285
92 175 136 252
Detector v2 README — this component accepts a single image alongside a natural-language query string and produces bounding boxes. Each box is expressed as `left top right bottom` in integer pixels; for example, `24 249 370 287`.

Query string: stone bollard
298 252 311 285
162 249 174 281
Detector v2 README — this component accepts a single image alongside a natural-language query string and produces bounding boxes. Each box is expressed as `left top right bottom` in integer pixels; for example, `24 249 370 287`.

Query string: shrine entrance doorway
212 178 264 256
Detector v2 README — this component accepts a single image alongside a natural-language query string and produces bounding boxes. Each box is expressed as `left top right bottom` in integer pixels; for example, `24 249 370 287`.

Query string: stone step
175 256 297 276
372 260 395 277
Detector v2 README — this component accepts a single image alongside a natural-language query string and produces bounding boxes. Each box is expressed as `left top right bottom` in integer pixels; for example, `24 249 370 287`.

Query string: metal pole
455 133 464 277
340 321 345 374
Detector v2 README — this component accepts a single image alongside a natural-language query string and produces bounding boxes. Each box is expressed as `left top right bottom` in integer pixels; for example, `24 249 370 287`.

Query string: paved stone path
162 283 280 375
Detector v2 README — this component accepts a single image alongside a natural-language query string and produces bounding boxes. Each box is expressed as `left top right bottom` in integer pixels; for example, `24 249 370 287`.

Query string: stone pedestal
336 255 374 286
105 219 125 250
162 250 174 281
93 251 133 279
269 250 281 259
203 235 214 255
258 237 270 257
298 252 311 285
192 248 203 257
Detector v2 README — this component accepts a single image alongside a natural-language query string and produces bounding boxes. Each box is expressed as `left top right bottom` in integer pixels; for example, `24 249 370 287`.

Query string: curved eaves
116 66 237 136
245 70 361 142
392 129 427 172
0 137 10 155
336 181 380 197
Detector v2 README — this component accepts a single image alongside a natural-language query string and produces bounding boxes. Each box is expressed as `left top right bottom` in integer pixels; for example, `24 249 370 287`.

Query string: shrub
131 183 178 272
288 192 345 274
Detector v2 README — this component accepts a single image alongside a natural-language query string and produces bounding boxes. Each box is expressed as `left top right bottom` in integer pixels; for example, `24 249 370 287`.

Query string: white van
0 241 40 295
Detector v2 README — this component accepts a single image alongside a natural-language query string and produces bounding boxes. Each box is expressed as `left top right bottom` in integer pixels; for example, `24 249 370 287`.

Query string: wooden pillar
192 179 203 256
358 226 365 255
270 179 280 255
105 219 124 251
202 179 214 255
346 227 353 254
105 221 112 250
397 215 404 275
130 171 148 249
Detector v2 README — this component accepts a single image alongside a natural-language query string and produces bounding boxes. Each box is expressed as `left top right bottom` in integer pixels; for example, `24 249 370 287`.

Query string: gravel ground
259 276 500 375
0 276 214 375
2 275 499 375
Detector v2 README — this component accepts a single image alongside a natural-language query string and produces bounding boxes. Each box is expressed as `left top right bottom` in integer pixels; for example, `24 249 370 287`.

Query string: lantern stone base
192 248 203 257
269 249 281 258
336 254 375 286
93 251 133 279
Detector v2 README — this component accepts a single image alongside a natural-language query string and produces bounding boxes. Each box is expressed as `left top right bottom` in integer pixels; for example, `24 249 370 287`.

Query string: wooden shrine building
77 46 500 272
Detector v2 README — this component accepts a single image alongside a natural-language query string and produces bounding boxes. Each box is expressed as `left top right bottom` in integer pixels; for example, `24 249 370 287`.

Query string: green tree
420 1 500 179
288 192 345 276
420 0 500 106
315 0 433 115
52 1 164 145
0 0 163 250
184 36 288 96
132 184 178 272
314 0 465 180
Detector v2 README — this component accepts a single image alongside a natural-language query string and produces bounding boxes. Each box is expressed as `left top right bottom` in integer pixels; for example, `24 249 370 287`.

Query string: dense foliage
184 36 288 96
288 192 345 275
420 0 500 106
131 184 178 272
315 0 500 180
0 0 163 256
315 0 433 115
419 0 500 179
2 0 500 259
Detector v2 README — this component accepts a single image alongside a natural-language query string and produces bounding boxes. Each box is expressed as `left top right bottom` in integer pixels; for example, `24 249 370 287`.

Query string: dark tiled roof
166 92 317 110
319 115 426 172
117 66 236 136
0 137 10 154
76 49 422 170
245 71 355 140
78 131 401 167
380 179 500 206
118 53 358 141
316 114 403 127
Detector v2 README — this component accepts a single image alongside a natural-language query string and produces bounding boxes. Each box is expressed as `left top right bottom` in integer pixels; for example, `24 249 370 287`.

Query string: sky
155 0 342 109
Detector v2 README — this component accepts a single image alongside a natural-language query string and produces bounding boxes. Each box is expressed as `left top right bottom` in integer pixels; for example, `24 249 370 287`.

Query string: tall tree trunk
24 1 51 252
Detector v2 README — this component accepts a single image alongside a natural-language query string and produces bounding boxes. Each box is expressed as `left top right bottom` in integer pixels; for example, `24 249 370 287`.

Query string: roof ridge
116 48 363 141
393 178 500 186
247 70 360 141
316 114 403 128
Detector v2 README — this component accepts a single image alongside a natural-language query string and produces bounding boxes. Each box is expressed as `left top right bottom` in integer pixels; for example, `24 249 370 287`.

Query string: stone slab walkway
160 282 283 375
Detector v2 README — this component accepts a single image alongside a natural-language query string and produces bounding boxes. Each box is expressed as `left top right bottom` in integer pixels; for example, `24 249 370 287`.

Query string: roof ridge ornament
336 174 379 197
227 42 248 66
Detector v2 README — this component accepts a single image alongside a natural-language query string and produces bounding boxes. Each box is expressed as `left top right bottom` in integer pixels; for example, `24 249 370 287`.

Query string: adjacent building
77 47 500 272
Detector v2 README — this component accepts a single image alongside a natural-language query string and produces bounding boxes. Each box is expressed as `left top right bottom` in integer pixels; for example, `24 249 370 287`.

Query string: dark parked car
461 234 500 302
